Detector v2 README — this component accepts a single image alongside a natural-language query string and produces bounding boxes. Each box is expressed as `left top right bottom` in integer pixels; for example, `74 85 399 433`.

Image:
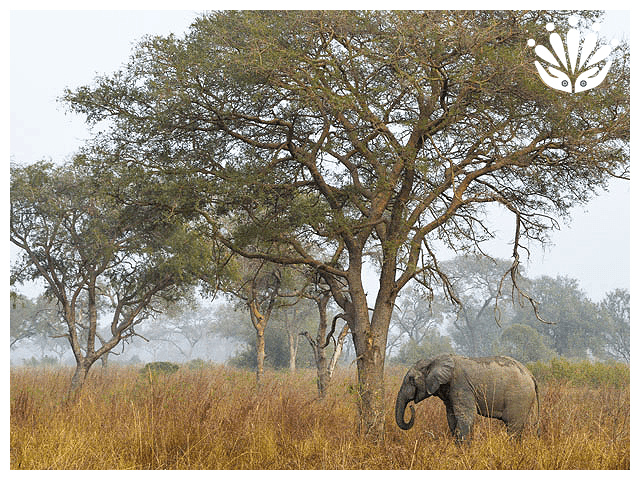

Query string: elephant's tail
533 376 541 435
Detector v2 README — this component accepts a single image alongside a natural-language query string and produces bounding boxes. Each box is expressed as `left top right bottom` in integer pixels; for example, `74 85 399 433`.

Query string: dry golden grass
10 364 629 469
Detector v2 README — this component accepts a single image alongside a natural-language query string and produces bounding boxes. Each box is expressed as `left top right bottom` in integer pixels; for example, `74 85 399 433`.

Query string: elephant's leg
452 406 475 444
503 399 531 439
450 392 476 444
445 402 457 436
454 415 474 444
504 416 526 439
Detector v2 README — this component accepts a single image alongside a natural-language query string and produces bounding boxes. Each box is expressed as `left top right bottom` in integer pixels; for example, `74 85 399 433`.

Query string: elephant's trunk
395 387 416 430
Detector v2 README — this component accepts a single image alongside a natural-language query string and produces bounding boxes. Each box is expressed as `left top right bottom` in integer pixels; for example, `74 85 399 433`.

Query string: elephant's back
460 355 536 390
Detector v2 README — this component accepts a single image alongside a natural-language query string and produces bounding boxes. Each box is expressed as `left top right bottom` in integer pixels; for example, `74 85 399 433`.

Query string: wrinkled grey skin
395 354 539 443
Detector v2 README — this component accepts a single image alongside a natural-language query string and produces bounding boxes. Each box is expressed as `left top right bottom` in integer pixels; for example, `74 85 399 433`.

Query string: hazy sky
8 8 631 301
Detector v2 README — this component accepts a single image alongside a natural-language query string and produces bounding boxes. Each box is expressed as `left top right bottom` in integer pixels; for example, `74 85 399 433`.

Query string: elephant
395 354 539 443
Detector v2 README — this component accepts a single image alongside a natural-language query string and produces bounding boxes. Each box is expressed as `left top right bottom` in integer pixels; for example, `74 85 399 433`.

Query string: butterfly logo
528 16 619 93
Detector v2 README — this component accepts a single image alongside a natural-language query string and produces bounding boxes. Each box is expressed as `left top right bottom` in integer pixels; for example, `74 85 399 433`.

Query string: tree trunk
300 328 330 398
314 323 349 398
283 308 300 374
249 299 269 385
350 301 387 439
69 361 90 398
355 349 387 441
317 365 330 398
256 327 265 385
288 329 298 374
306 293 332 398
328 323 349 379
321 248 397 441
348 261 397 442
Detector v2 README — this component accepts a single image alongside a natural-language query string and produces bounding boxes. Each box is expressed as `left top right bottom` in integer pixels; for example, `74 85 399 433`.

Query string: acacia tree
494 323 553 363
65 11 629 439
10 161 205 394
276 292 317 374
10 293 54 349
279 303 304 373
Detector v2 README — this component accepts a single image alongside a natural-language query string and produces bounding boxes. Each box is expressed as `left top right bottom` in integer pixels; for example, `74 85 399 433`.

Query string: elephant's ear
425 355 455 395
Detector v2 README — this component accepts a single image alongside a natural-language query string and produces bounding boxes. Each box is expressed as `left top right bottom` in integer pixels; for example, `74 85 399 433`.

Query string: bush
186 358 210 370
493 323 553 363
527 357 629 387
139 362 180 378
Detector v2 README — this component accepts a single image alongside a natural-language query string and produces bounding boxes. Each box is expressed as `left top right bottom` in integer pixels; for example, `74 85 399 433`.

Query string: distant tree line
11 253 629 373
387 255 629 365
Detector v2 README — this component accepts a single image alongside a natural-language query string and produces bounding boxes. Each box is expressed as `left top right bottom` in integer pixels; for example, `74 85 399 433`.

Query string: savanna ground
10 363 629 469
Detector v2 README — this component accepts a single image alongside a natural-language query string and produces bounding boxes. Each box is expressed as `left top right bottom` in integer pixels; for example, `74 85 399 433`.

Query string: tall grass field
10 363 629 469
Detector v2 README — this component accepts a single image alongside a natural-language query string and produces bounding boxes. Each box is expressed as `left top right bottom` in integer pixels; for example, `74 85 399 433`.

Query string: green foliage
227 346 257 370
63 11 629 306
390 259 628 366
10 160 209 393
10 292 63 349
494 323 553 364
185 358 210 370
228 326 314 370
52 11 630 437
599 289 630 362
510 276 606 358
527 357 629 388
139 362 180 378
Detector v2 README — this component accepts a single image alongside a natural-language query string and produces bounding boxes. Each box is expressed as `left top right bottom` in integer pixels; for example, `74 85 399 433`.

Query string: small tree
10 161 204 395
388 286 447 358
599 289 630 362
142 296 214 361
444 256 521 356
10 292 51 348
494 323 553 363
513 276 603 359
10 292 73 364
300 288 350 398
221 257 284 384
277 299 316 373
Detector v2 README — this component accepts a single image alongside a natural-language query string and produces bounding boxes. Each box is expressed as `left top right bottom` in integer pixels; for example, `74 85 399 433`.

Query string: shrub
493 323 554 363
527 357 629 387
139 361 180 378
186 358 209 370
